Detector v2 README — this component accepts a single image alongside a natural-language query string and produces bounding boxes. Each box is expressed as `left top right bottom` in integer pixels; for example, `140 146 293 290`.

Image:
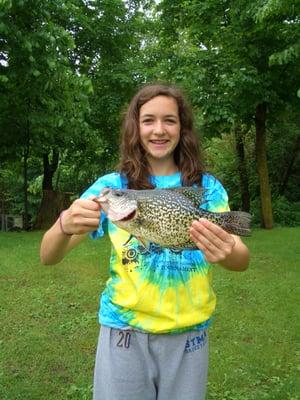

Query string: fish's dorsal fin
166 187 207 209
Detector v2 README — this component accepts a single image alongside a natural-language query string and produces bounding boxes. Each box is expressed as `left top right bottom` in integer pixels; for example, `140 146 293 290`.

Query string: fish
96 187 251 250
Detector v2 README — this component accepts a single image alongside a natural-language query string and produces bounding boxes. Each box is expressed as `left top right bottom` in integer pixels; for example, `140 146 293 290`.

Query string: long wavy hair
118 83 205 189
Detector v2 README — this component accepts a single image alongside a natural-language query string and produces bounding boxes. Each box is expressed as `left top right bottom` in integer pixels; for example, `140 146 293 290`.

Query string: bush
250 196 300 227
272 196 300 227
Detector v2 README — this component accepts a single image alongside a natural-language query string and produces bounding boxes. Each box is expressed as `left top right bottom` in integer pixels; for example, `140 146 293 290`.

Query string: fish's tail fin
218 211 252 236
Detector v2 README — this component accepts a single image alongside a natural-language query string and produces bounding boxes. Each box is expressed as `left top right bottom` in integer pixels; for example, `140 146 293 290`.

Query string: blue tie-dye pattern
80 172 229 333
138 247 208 291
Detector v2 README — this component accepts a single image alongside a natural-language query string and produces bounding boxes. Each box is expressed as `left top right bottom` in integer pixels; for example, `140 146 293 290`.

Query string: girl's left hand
190 218 236 264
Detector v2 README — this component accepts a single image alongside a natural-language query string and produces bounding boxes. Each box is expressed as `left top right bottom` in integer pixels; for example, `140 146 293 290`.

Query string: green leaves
0 0 148 224
0 75 9 83
269 43 300 66
31 69 41 77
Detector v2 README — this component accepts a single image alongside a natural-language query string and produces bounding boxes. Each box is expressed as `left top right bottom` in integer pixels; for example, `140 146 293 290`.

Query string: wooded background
1 0 299 230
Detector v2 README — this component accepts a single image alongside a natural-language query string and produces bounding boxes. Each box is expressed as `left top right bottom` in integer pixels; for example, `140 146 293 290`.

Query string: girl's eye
142 119 153 124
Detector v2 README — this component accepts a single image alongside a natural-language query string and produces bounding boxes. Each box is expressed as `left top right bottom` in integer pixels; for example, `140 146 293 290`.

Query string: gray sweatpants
93 326 208 400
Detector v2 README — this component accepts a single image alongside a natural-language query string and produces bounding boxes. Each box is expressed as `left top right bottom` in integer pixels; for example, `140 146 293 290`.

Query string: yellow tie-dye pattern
107 224 217 333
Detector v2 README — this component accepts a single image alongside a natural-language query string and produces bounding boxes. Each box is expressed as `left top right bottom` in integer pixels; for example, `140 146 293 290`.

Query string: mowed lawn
0 228 299 400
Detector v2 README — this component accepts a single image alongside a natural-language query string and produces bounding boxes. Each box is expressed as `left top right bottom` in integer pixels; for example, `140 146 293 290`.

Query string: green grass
0 228 299 400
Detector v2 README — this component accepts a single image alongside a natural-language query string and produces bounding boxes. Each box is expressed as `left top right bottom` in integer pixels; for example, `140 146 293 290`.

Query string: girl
40 84 249 400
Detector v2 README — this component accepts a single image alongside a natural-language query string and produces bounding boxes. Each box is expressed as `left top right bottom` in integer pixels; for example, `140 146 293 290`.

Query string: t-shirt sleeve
80 172 124 239
202 174 230 213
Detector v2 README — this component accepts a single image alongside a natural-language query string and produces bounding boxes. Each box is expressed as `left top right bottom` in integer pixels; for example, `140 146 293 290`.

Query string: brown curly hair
118 83 205 189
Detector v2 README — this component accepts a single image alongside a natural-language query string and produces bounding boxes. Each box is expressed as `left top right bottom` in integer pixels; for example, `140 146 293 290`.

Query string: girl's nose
153 120 164 134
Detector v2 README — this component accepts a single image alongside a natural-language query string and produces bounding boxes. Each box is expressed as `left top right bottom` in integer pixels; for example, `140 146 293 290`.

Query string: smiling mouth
150 140 169 144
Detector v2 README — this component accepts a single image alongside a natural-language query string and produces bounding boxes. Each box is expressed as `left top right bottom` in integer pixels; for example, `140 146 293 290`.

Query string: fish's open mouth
108 207 137 222
119 209 136 221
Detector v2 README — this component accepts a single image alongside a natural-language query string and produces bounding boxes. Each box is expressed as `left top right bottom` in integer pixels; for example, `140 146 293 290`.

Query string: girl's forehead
139 95 179 116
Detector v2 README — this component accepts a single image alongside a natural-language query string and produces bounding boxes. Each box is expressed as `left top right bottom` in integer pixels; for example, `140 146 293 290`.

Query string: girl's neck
148 158 179 177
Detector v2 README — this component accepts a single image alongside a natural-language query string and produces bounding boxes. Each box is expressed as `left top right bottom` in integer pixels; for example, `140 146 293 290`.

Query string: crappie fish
96 187 251 249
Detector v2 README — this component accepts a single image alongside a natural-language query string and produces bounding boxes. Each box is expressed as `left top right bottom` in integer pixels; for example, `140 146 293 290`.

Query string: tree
145 0 300 228
0 0 95 228
0 0 147 228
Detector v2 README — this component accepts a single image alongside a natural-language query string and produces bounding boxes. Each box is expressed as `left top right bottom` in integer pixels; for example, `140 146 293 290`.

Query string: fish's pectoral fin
123 234 151 251
136 236 151 250
123 234 134 246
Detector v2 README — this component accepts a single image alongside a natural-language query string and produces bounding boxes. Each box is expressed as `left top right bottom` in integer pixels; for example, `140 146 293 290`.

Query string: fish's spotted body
97 187 251 249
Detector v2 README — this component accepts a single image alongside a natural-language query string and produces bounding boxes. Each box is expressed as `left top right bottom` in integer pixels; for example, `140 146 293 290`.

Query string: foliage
70 0 148 173
0 0 148 225
0 0 93 156
204 133 245 209
250 196 300 228
266 115 300 202
144 0 300 227
255 0 300 69
205 129 300 226
148 0 298 118
272 196 300 227
0 0 299 227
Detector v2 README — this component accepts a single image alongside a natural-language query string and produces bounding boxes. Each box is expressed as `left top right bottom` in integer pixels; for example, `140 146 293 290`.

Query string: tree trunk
279 135 300 195
42 149 59 190
34 149 68 229
255 103 273 229
34 190 71 230
23 139 30 230
233 123 250 212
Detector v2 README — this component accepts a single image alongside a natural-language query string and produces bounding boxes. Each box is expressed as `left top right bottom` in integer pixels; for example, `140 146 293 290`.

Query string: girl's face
139 95 181 165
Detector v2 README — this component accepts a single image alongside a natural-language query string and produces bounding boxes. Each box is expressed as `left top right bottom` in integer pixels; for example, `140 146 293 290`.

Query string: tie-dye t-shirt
81 172 230 334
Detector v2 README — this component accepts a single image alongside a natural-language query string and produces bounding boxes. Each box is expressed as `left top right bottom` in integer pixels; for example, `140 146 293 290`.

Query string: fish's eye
114 191 124 197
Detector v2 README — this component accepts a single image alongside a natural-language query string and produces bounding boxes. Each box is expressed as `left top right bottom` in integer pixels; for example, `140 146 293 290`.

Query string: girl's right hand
60 196 101 235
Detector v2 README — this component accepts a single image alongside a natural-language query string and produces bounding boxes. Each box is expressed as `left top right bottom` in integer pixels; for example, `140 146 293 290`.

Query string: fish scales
97 187 251 250
134 190 199 247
